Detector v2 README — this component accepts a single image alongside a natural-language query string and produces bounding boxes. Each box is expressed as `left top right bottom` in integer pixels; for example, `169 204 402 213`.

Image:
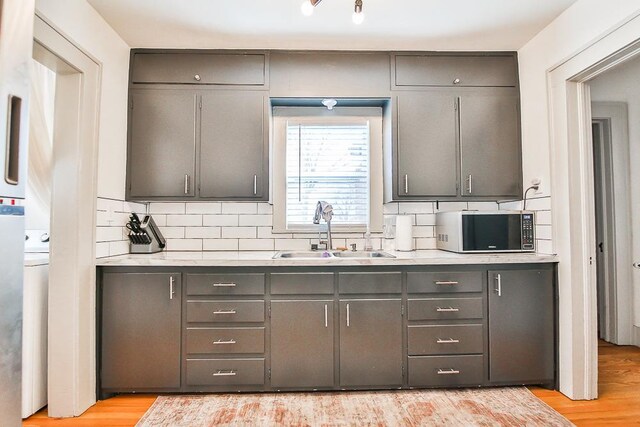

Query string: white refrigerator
0 0 35 425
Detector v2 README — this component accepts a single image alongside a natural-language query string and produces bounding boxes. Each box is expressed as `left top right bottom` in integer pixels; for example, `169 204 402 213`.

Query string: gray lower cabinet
270 300 334 388
459 91 521 198
339 299 403 387
101 272 182 390
396 92 458 197
127 89 197 199
488 269 554 383
199 90 267 199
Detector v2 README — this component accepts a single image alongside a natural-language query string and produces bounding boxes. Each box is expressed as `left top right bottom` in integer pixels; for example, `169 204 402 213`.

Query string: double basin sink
273 250 395 259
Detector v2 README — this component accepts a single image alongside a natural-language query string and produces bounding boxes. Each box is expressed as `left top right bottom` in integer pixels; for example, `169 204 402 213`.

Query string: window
272 107 383 233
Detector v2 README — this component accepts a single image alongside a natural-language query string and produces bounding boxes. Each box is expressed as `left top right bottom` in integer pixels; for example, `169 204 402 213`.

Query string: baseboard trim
633 326 640 347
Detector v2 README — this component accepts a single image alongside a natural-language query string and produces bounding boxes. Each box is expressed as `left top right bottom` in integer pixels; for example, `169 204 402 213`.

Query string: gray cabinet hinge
130 99 134 109
402 364 405 378
268 305 271 318
401 305 404 316
268 368 271 379
199 99 202 110
454 100 458 111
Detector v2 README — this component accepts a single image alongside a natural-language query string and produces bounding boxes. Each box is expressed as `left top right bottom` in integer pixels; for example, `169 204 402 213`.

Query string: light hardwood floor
24 341 640 426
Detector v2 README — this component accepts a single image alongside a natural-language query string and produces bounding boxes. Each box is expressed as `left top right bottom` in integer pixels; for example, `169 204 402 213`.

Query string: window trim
272 106 384 234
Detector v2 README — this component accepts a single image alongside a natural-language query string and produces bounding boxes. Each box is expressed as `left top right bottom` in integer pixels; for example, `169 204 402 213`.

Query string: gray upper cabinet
459 91 521 198
394 54 517 87
101 272 182 390
339 299 403 387
131 53 266 85
270 300 334 389
128 89 197 198
396 91 458 197
199 90 267 199
488 269 554 384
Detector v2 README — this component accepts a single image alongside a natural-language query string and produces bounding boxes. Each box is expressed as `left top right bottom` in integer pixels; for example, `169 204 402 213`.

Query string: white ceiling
87 0 579 51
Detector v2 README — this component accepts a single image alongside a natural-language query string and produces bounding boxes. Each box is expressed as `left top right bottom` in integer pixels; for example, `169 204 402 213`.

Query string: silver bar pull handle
213 370 236 377
324 304 328 328
253 174 257 195
169 276 175 300
346 303 350 327
495 273 502 297
213 309 237 315
213 283 237 287
436 307 460 313
435 281 459 286
437 369 460 375
437 338 460 344
184 174 190 194
213 339 236 345
5 95 22 185
467 174 473 194
404 174 409 194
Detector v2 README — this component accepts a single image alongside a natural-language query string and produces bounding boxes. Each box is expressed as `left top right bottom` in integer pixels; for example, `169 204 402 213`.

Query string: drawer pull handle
213 370 237 377
437 369 460 375
436 307 460 312
435 281 459 286
213 339 236 345
437 338 460 344
213 310 237 315
213 283 237 287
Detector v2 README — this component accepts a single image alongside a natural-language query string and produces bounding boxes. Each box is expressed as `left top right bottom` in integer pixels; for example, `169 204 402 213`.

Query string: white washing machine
22 230 49 419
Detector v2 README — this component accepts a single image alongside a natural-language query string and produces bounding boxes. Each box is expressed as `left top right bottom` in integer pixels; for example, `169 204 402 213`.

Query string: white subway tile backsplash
152 215 167 226
96 226 125 242
96 242 110 258
239 215 272 227
399 202 434 214
383 203 399 214
435 202 468 212
166 214 202 227
186 202 222 214
535 211 552 225
124 201 147 215
258 227 291 239
203 215 239 227
536 239 554 255
203 239 239 251
525 196 552 211
535 225 552 240
413 226 435 238
467 202 499 211
239 239 275 251
109 241 129 256
149 202 185 214
185 227 221 239
415 238 437 250
221 203 258 214
415 214 436 226
166 239 203 251
275 239 310 251
159 227 185 239
499 200 522 210
257 203 273 214
222 227 256 239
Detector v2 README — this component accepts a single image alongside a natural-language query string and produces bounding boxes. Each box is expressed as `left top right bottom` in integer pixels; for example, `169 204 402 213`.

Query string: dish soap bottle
364 227 373 252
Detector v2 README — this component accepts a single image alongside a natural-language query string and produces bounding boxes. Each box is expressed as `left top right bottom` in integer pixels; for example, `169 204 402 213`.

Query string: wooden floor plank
24 341 640 426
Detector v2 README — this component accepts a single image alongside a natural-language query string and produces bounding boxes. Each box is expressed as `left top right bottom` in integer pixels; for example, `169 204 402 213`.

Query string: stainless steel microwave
436 210 535 253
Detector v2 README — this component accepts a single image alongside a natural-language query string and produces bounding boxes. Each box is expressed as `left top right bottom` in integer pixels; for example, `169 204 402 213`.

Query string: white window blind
286 122 370 228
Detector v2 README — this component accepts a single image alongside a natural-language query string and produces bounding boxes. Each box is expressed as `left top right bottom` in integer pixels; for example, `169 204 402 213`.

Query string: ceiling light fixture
300 0 364 25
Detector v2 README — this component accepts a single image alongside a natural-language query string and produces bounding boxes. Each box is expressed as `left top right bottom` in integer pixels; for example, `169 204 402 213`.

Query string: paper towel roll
395 215 413 251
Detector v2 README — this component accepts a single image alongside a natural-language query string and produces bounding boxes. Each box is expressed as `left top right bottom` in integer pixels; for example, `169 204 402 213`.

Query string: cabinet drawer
186 273 265 296
408 355 484 387
270 273 334 295
131 53 266 85
408 298 483 320
395 55 517 87
186 327 265 354
186 358 265 386
407 271 482 294
408 324 483 355
338 272 402 294
187 301 265 323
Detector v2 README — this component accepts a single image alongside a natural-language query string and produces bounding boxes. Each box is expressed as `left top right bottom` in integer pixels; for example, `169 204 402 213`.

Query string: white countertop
24 253 49 267
96 250 557 267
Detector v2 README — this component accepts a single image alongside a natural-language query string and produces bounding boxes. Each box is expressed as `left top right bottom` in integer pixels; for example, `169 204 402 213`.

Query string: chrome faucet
313 201 333 250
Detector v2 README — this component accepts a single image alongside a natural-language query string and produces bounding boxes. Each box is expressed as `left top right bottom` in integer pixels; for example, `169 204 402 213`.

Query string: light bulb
352 11 365 25
301 0 314 16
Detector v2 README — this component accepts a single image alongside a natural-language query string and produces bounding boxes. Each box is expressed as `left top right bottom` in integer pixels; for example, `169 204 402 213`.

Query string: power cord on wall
523 184 540 211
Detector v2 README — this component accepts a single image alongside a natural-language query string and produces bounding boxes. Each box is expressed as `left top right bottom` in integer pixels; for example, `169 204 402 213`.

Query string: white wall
35 0 130 200
590 58 640 329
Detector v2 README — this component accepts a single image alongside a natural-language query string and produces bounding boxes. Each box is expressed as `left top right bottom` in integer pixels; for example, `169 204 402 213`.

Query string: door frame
547 15 640 400
33 14 101 416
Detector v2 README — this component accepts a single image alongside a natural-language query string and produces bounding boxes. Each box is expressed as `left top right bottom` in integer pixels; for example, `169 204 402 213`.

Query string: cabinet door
396 92 458 197
101 272 182 389
339 299 403 387
200 90 267 199
488 269 554 383
270 300 334 388
459 91 521 198
128 89 197 198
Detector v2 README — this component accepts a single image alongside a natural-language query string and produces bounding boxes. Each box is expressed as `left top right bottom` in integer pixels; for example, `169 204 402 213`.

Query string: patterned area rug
136 388 573 427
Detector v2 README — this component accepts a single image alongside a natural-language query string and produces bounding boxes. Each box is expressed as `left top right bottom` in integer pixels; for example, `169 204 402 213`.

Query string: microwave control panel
522 213 535 250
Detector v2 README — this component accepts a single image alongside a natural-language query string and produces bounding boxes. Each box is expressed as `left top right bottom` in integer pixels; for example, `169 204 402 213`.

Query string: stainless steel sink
273 251 335 259
332 251 396 258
